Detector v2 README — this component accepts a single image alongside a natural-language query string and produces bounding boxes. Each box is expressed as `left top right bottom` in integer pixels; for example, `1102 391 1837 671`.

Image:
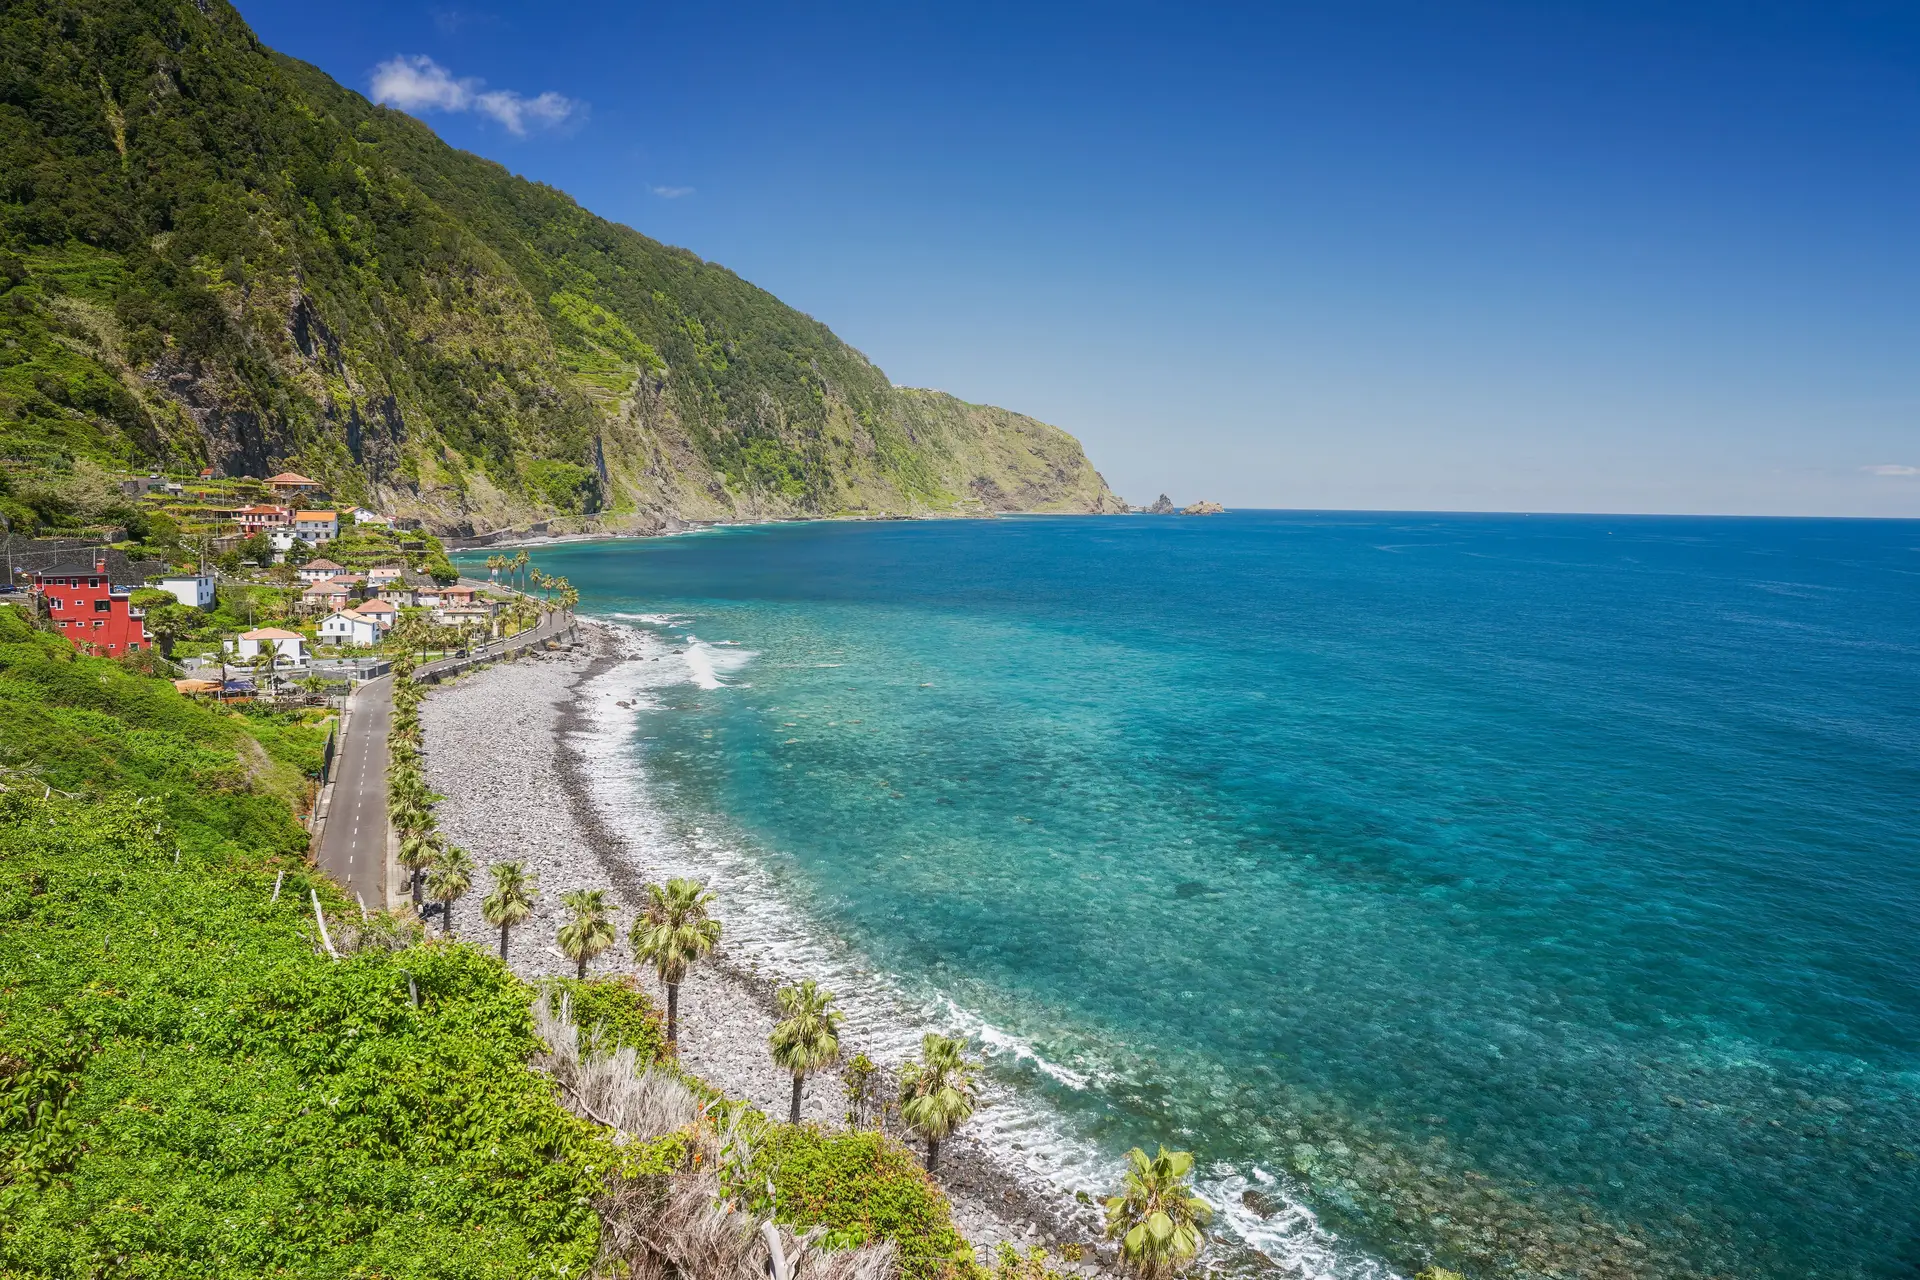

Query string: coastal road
312 609 574 910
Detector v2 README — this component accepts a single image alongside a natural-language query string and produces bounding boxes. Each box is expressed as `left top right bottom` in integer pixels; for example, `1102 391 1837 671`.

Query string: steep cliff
0 0 1123 534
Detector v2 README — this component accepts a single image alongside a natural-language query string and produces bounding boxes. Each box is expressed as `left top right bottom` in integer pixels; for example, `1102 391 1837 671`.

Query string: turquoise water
461 513 1920 1279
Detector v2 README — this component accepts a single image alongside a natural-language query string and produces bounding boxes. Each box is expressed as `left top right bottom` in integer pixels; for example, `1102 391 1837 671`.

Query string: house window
95 598 112 612
49 599 61 609
93 620 104 628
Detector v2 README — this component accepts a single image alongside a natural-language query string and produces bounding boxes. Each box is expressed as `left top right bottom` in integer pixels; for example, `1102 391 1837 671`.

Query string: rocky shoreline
419 618 1112 1270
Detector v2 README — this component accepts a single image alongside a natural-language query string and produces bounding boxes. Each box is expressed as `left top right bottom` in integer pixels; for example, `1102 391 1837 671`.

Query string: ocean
458 512 1920 1280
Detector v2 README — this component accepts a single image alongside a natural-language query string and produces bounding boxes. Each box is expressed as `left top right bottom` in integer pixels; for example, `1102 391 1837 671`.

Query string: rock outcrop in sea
1181 500 1226 515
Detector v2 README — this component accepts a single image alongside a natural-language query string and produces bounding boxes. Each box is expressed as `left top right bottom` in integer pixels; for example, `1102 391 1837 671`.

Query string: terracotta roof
356 599 397 612
305 558 344 570
268 472 317 485
240 627 302 640
296 510 338 521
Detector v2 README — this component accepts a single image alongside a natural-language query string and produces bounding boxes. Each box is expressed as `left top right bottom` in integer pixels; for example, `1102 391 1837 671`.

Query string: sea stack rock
1181 500 1226 515
1141 494 1176 514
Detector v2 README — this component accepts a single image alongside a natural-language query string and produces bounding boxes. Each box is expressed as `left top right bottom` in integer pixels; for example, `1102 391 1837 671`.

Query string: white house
297 558 346 583
292 510 338 544
351 508 393 527
154 573 215 609
317 610 381 647
366 564 405 586
228 628 308 663
353 598 399 630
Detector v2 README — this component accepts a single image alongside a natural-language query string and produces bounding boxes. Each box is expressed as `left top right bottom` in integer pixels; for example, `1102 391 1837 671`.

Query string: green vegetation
1102 1147 1212 1278
0 0 1118 532
770 979 844 1125
739 1126 975 1276
0 604 608 1275
630 877 722 1047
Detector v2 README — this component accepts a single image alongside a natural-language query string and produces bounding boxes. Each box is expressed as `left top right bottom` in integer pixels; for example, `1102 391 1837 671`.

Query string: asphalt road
312 610 573 910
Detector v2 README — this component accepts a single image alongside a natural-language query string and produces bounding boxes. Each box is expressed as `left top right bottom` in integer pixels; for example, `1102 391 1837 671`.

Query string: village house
366 564 405 586
351 598 399 629
317 609 382 647
228 628 307 663
234 504 292 532
301 576 359 612
267 472 322 497
154 572 215 609
297 558 346 584
32 555 148 656
350 507 393 527
438 585 477 606
292 510 338 544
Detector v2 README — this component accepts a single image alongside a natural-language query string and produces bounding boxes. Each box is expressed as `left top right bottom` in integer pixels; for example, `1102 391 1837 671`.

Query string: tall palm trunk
576 954 588 980
441 901 453 936
411 870 423 910
499 922 510 960
666 981 679 1047
926 1137 941 1172
789 1075 805 1125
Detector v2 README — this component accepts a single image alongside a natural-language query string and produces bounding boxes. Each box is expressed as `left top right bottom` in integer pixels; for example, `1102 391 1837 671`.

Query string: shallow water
461 513 1920 1280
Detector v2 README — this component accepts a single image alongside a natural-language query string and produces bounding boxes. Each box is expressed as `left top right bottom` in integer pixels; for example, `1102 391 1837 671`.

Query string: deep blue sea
461 513 1920 1280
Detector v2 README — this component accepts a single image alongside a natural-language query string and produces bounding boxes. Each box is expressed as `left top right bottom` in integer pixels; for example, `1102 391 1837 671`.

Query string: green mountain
0 0 1123 535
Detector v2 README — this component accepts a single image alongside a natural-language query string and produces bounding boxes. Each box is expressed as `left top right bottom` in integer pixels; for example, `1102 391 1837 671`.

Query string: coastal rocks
1137 494 1176 514
1181 500 1226 515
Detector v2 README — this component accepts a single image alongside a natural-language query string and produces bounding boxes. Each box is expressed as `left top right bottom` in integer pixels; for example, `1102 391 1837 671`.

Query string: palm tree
397 829 440 911
557 888 617 979
480 861 537 961
629 878 721 1049
769 979 842 1124
898 1033 978 1172
427 845 474 937
1102 1146 1213 1278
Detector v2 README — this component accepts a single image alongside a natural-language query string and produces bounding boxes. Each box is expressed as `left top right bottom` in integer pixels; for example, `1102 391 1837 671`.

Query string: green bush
748 1126 974 1280
539 977 668 1064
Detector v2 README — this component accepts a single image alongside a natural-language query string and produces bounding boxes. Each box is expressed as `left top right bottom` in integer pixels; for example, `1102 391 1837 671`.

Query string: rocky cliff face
0 0 1122 534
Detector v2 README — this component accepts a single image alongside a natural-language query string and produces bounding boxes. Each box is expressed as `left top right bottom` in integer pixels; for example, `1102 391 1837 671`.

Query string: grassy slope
0 0 1120 532
0 607 974 1279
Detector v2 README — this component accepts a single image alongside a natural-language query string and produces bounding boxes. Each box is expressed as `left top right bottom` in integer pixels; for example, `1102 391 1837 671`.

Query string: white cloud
1863 464 1920 477
651 185 695 199
370 55 579 136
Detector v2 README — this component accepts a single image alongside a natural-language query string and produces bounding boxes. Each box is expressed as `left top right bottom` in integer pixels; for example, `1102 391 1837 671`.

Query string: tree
426 845 474 937
629 877 720 1049
236 530 275 567
131 592 195 657
1102 1147 1213 1279
397 829 440 911
249 645 278 697
769 979 842 1124
480 861 537 961
898 1033 978 1172
557 888 616 979
284 537 314 567
844 1052 881 1129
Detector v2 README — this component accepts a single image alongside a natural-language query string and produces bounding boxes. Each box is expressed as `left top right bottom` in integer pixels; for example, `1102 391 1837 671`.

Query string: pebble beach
419 618 1110 1269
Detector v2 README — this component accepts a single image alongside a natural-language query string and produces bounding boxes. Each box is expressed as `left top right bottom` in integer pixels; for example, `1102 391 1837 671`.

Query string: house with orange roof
268 472 321 496
292 510 338 544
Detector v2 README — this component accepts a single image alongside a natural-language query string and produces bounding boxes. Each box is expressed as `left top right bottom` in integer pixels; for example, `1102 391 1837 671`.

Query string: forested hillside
0 0 1123 534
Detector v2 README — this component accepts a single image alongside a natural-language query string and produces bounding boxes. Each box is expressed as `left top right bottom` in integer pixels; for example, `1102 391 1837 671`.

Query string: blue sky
237 0 1920 516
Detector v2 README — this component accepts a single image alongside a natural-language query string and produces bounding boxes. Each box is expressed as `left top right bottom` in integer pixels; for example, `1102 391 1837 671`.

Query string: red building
33 555 149 656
